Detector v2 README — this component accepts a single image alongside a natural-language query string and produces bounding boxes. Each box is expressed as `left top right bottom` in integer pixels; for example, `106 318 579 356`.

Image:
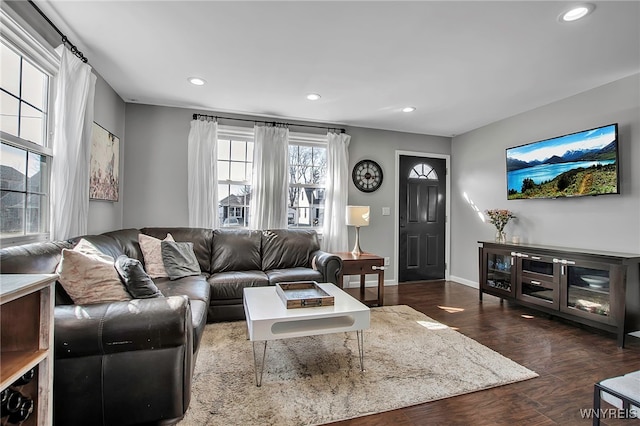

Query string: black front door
398 155 446 282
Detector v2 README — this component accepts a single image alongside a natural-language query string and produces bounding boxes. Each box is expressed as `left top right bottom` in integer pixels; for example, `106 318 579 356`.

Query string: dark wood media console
478 241 640 348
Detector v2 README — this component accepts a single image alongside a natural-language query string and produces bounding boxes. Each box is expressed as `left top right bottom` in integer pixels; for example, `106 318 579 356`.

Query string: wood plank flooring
334 281 640 426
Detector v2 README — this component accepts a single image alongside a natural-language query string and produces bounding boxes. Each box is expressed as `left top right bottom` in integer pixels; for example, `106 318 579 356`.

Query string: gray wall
450 73 640 286
345 126 450 282
123 104 451 284
87 74 126 235
123 104 192 228
123 105 334 228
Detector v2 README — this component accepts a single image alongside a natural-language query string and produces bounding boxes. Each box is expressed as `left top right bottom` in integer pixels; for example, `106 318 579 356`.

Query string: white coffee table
243 282 370 386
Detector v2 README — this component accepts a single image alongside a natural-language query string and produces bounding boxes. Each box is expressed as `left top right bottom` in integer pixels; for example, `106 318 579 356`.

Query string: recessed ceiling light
188 77 206 86
402 106 416 113
306 93 321 101
560 4 594 22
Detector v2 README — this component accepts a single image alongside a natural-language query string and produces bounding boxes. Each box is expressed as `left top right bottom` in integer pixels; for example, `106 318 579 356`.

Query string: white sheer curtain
50 46 96 241
322 131 351 252
250 125 289 229
187 119 219 228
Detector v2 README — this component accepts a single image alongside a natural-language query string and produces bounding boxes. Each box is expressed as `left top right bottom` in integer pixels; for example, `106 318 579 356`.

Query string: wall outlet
382 207 391 216
384 257 390 266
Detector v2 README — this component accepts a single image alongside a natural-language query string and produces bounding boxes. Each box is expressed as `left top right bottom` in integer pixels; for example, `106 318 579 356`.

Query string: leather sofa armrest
311 250 343 286
54 295 192 359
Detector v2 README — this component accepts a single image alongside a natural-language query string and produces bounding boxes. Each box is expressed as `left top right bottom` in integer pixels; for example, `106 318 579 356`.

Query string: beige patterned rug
180 305 537 425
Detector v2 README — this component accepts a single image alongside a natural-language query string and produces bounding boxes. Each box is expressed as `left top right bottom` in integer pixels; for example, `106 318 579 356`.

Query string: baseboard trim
343 279 397 288
449 275 478 289
343 277 477 289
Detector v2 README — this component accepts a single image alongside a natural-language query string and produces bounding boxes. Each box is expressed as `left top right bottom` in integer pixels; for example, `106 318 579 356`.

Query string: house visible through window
216 127 327 230
217 129 253 227
288 140 326 228
1 36 54 244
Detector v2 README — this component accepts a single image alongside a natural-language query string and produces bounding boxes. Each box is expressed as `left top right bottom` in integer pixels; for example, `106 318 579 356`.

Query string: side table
335 252 384 306
1 274 56 426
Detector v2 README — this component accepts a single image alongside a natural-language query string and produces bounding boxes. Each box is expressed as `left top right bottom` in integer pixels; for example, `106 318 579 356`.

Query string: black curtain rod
28 0 88 63
192 113 345 133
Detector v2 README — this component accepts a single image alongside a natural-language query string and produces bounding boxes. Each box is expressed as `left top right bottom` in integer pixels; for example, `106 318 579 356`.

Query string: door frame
394 150 451 284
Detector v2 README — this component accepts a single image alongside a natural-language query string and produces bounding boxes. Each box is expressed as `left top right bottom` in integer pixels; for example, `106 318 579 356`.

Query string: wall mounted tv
506 123 619 200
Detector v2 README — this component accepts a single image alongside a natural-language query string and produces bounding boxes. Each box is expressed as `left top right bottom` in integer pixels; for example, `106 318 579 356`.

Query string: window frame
1 8 58 246
215 127 328 231
217 125 254 228
287 132 328 231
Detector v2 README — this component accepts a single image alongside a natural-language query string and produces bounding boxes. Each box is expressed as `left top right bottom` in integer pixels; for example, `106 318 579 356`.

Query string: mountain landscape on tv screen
506 125 618 200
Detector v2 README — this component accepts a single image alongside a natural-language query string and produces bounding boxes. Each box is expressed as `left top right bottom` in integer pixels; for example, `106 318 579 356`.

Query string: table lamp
346 205 370 256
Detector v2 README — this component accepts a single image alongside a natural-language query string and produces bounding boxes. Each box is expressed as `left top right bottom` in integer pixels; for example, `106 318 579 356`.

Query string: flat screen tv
506 123 619 200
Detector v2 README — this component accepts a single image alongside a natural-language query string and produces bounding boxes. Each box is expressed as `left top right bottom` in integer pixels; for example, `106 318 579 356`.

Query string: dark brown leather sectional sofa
0 227 342 425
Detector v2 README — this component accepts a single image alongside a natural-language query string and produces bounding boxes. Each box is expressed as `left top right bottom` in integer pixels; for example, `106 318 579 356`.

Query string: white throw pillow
139 233 175 278
56 239 131 305
73 238 113 261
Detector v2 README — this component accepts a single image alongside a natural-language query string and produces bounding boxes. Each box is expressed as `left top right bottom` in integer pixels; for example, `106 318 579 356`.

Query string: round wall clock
352 159 383 192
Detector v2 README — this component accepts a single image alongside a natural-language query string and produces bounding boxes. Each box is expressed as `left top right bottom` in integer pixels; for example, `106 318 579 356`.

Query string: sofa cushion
139 233 175 278
207 271 269 300
0 240 73 274
71 234 127 260
154 275 210 351
161 241 201 280
114 255 163 299
101 228 145 260
265 267 324 285
211 229 262 272
261 229 320 271
141 227 214 274
57 240 131 305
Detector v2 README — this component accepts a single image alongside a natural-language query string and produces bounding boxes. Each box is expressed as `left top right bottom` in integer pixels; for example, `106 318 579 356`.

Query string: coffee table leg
252 340 267 387
356 330 365 372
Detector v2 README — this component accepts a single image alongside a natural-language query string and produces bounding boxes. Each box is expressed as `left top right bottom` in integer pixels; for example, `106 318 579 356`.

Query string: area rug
180 305 537 425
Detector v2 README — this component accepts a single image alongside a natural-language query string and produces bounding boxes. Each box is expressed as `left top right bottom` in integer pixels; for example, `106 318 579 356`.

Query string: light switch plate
382 207 390 216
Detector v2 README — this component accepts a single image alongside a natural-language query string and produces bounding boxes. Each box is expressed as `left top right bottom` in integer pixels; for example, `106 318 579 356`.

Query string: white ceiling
36 1 639 137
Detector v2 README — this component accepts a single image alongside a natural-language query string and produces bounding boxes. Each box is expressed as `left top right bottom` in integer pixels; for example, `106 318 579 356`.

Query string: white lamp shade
346 206 370 227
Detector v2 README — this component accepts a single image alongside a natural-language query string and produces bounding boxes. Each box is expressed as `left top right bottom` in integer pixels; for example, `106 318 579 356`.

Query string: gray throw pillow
161 241 201 280
114 255 163 298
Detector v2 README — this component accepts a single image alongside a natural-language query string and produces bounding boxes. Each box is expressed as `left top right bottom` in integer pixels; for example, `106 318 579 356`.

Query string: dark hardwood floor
334 281 640 426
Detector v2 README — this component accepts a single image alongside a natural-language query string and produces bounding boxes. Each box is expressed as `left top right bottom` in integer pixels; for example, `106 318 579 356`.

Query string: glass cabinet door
484 250 514 296
561 261 615 325
517 254 559 309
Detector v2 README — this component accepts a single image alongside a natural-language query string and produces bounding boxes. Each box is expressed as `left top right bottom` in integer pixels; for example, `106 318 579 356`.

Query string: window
216 127 328 230
288 137 327 229
0 18 56 245
409 163 439 180
217 128 253 227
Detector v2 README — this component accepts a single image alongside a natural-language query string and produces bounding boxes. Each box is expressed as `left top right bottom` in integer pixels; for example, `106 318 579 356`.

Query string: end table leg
252 340 267 387
356 330 365 372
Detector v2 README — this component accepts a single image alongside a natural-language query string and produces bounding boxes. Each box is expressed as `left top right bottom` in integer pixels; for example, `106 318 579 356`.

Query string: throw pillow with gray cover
114 255 164 298
161 241 201 280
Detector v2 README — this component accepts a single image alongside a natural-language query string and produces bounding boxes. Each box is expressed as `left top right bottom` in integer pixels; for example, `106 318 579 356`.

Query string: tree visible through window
215 128 328 230
288 143 326 228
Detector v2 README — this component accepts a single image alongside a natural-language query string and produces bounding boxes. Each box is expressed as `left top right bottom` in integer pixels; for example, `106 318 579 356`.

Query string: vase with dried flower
485 209 516 243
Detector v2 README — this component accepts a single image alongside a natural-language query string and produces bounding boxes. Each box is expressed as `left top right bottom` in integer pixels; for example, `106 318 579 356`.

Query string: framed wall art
89 122 120 201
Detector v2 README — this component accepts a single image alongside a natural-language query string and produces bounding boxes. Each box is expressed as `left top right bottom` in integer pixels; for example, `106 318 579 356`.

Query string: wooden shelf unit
1 274 56 426
479 242 640 348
